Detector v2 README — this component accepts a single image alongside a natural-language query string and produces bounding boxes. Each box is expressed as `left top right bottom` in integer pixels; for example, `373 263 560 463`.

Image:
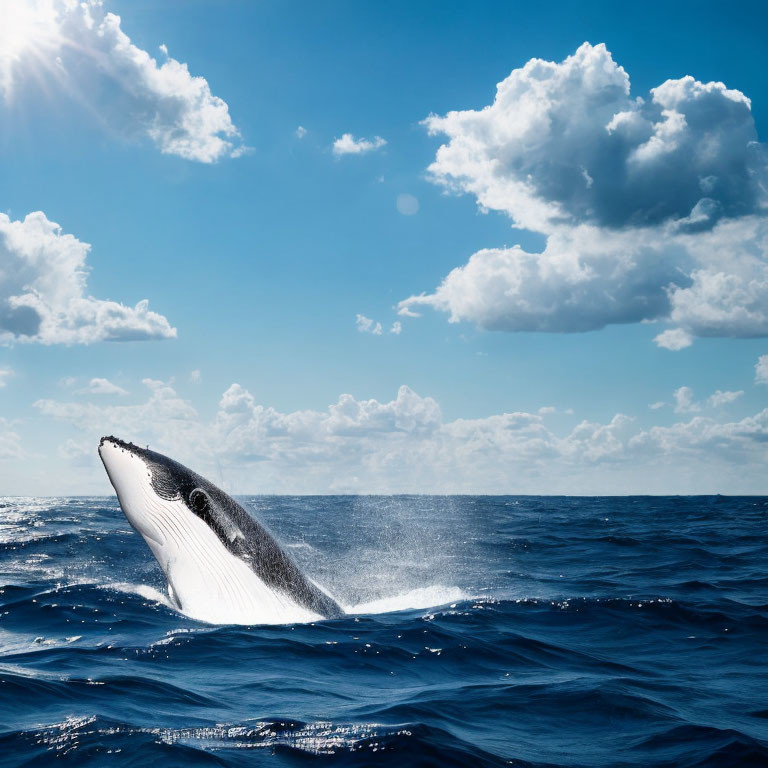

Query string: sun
0 0 61 97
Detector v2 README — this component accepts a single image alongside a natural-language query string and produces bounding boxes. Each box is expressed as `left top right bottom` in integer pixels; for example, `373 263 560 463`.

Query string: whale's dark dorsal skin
98 436 344 623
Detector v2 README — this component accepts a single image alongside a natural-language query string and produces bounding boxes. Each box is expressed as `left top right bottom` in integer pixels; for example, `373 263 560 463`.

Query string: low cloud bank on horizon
14 369 768 495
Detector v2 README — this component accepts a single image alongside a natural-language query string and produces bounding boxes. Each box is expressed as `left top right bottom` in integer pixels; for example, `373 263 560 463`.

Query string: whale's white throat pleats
98 438 343 625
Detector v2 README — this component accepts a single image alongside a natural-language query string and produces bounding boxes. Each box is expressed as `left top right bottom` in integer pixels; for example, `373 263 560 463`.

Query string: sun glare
0 0 61 96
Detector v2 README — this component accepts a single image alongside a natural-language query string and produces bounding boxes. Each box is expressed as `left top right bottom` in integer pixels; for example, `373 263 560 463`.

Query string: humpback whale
98 436 344 625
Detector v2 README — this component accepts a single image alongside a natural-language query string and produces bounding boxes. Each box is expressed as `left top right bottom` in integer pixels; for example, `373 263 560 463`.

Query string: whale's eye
189 488 208 513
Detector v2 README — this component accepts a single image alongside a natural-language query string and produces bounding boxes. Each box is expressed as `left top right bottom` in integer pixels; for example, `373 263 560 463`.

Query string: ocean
1 495 767 767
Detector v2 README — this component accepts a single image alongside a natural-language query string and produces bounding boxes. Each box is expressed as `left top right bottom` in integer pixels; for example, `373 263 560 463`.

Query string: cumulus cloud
35 377 200 456
673 385 743 413
0 418 24 460
78 377 128 396
37 381 446 491
295 125 307 139
674 386 699 413
401 226 686 332
3 1 244 162
655 328 693 351
0 368 13 387
400 43 768 347
424 43 763 232
356 314 382 335
628 410 768 479
708 389 743 407
333 133 386 156
538 405 574 415
356 314 402 336
33 379 768 494
756 355 768 384
0 211 175 345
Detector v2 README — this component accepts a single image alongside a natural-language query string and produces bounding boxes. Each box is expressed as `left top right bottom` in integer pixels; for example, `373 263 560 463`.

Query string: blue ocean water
1 495 767 767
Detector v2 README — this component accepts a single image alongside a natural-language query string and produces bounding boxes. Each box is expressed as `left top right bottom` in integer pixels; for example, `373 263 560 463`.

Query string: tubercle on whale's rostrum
100 436 145 456
100 435 135 449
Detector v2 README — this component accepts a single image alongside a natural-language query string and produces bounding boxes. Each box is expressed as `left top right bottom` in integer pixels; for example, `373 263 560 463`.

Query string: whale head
99 436 241 557
98 436 343 624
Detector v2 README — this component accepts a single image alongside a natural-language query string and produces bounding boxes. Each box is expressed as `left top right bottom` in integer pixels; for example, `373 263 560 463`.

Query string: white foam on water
0 629 87 657
347 585 469 615
103 581 468 624
104 582 174 609
105 580 319 625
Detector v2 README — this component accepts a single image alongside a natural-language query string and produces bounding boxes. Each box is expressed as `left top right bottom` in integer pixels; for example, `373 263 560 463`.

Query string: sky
2 0 768 495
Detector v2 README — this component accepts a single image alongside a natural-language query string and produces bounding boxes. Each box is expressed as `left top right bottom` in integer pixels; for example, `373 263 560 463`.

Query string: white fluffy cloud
333 133 386 156
707 389 744 407
628 410 768 475
3 1 244 162
673 385 743 413
31 378 768 494
400 226 684 332
0 368 13 387
424 43 763 232
755 354 768 384
654 329 693 351
78 378 128 396
401 43 768 347
356 314 401 336
0 418 24 459
36 377 200 456
674 386 699 413
0 211 175 344
356 314 382 335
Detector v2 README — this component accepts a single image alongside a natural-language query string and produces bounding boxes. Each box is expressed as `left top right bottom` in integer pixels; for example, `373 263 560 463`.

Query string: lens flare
0 0 61 97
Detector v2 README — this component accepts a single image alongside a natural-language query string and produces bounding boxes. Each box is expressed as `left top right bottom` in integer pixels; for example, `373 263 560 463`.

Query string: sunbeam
0 0 61 98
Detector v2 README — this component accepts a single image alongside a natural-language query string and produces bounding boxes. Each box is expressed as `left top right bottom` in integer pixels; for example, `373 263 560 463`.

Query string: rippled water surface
1 495 768 767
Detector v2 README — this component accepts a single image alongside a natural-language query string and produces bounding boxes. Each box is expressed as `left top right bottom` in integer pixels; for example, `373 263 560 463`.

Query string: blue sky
2 0 768 494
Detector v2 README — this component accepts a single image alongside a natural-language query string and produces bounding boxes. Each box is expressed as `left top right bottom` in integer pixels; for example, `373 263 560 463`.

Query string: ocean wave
347 585 469 615
0 715 514 767
102 582 175 609
100 582 472 623
2 496 768 767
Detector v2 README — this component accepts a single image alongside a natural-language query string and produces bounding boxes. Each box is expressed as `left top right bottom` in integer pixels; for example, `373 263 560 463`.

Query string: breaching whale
98 436 344 625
